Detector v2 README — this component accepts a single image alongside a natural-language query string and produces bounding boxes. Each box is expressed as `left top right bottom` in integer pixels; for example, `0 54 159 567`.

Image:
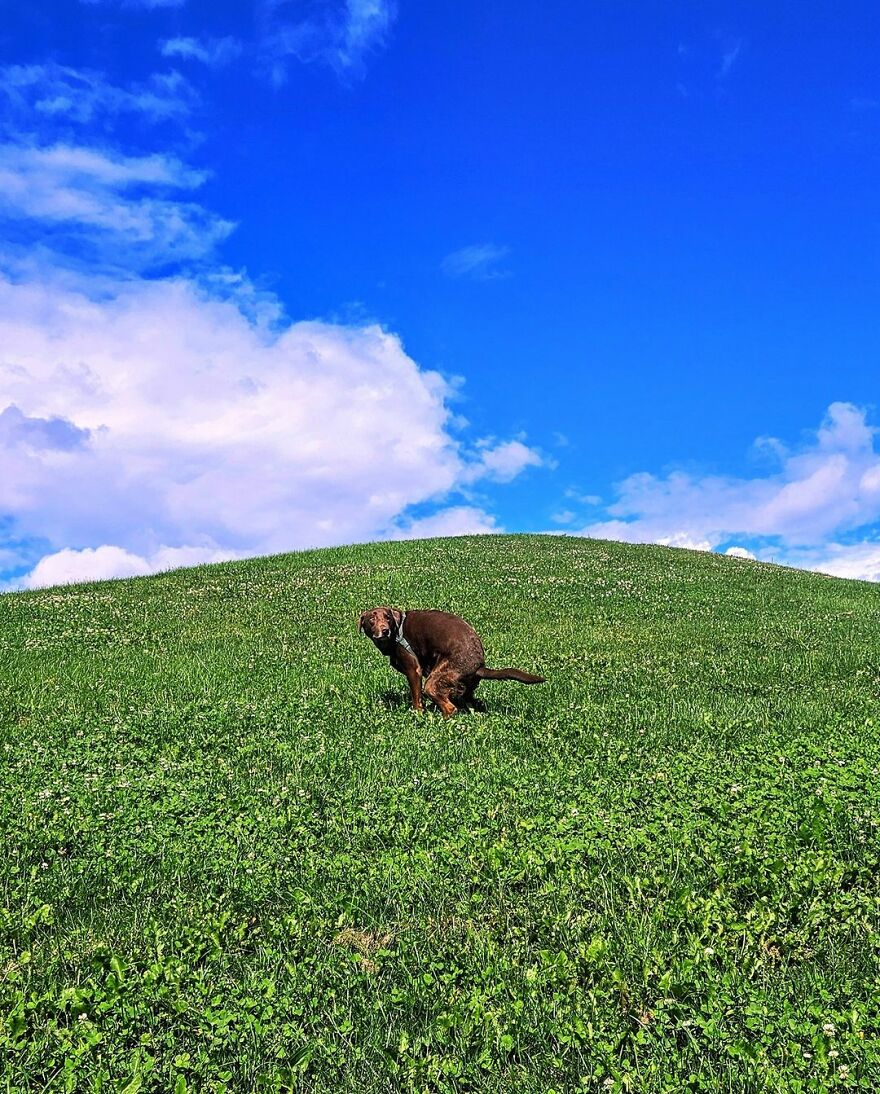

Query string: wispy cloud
80 0 187 8
565 488 602 506
676 32 744 97
718 38 743 79
551 509 576 525
160 37 243 68
0 142 234 269
339 0 395 69
259 0 397 84
441 243 511 282
0 63 197 128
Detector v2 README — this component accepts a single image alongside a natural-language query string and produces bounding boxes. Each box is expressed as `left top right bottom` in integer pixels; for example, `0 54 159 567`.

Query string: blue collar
395 611 416 658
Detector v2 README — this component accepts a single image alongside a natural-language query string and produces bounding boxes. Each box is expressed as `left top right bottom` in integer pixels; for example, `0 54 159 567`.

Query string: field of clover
1 533 879 1092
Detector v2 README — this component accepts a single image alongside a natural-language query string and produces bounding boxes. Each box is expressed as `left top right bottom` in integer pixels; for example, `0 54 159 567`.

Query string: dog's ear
388 608 402 630
358 611 369 635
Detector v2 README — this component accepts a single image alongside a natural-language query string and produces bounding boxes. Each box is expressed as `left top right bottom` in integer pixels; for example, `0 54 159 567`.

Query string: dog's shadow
379 690 488 714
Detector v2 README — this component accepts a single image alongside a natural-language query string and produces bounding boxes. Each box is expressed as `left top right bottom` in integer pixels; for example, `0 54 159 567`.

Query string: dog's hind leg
423 666 461 719
460 676 486 712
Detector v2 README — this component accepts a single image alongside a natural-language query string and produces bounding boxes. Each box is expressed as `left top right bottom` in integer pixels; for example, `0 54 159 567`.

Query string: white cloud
582 403 880 550
0 142 205 191
259 0 396 84
656 533 712 552
18 544 236 590
160 37 243 67
0 142 234 268
0 267 542 589
0 64 543 590
0 63 196 126
564 488 602 506
545 411 880 583
470 439 546 483
441 243 511 281
391 506 500 541
783 542 880 584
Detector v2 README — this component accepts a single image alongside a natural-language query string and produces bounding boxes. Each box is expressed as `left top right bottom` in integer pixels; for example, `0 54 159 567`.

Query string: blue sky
2 1 880 587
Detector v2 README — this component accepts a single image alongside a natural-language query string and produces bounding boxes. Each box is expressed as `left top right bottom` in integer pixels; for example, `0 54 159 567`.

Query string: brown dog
359 607 544 717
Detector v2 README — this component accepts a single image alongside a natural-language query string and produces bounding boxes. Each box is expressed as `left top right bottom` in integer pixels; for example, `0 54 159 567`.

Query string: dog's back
402 609 485 676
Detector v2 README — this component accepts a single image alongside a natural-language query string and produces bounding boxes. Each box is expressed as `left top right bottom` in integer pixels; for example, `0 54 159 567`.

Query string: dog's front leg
391 648 423 712
404 664 424 712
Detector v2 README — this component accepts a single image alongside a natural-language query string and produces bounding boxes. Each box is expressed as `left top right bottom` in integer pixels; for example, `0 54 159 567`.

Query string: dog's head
358 606 402 642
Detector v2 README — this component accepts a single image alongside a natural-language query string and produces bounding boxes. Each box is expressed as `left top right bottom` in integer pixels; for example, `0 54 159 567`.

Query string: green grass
1 533 880 1093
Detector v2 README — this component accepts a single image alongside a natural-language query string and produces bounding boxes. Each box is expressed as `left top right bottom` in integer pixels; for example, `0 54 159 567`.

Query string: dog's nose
379 628 390 638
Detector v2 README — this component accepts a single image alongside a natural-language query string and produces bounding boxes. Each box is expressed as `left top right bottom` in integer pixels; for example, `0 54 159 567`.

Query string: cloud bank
579 401 880 581
0 63 544 589
0 271 538 579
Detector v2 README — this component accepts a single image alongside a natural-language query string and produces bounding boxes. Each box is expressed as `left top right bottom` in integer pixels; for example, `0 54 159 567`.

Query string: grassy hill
1 533 879 1092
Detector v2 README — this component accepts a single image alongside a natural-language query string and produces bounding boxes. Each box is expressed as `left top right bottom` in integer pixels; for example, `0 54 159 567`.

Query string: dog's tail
476 666 545 684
